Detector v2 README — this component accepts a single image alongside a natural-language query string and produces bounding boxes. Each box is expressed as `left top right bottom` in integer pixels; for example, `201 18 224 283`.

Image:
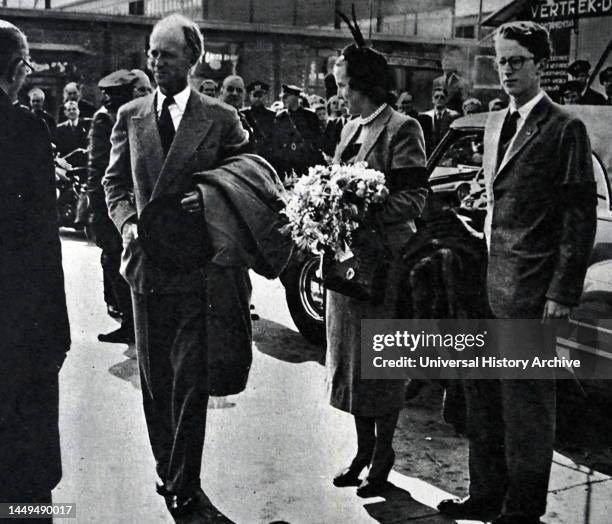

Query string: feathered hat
336 5 391 94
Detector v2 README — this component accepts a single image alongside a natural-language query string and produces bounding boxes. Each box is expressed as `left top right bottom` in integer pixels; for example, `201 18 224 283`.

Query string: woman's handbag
322 218 391 304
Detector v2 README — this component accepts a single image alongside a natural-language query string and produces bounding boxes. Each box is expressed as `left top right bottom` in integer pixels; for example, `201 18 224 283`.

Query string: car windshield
438 133 483 168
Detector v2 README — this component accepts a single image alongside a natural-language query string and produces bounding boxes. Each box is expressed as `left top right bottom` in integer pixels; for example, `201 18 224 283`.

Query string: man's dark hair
494 21 552 64
0 21 26 77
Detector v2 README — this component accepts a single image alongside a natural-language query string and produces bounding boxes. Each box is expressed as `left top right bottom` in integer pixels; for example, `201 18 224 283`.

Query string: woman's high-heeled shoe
333 459 369 487
356 450 395 497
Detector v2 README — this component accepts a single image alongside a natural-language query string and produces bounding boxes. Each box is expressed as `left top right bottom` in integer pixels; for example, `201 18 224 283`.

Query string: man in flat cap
242 81 276 162
599 66 612 104
87 69 138 344
103 14 250 520
1 19 70 512
567 59 607 105
271 83 324 180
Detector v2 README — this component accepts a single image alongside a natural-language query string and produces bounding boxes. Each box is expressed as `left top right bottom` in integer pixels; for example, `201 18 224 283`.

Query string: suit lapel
356 106 393 162
132 96 164 198
495 95 551 180
151 91 213 199
333 120 361 163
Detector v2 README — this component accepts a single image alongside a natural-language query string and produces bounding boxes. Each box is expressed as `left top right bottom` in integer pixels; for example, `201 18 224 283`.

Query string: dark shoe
356 477 391 498
98 326 134 344
107 304 123 320
333 467 363 487
437 496 501 520
167 492 200 518
492 516 542 524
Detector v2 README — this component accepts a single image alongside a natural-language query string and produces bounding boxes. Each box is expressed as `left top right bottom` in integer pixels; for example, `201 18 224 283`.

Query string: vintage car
283 106 612 388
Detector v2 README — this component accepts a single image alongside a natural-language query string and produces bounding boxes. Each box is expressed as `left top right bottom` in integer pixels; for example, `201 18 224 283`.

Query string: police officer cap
247 81 270 93
599 66 612 83
98 69 136 89
281 84 302 96
567 60 591 76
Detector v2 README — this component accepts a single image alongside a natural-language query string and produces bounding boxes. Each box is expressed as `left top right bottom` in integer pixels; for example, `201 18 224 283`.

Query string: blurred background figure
327 94 342 118
397 91 418 118
28 87 56 135
433 46 468 113
313 103 327 132
462 97 483 115
272 83 324 180
560 80 582 105
567 59 607 104
54 100 89 158
270 100 283 113
131 68 153 98
324 72 338 99
599 66 612 104
488 97 505 111
338 96 349 118
199 78 218 97
419 87 460 155
242 80 276 161
85 69 137 344
59 81 95 122
220 74 245 109
299 93 310 108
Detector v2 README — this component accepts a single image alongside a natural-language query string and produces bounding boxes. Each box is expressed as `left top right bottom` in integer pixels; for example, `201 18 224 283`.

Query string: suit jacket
420 108 460 152
483 93 597 317
54 118 89 159
433 72 469 113
103 89 249 295
579 87 607 105
58 99 96 123
0 89 70 492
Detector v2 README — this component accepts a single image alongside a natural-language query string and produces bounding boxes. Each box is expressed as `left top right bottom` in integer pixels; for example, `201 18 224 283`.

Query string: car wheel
283 255 326 345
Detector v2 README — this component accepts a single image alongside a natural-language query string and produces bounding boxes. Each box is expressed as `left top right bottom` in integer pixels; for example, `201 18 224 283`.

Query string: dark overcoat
326 105 428 417
0 90 70 497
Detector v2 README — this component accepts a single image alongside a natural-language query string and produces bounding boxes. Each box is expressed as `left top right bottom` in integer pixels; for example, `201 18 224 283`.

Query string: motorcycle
55 148 89 233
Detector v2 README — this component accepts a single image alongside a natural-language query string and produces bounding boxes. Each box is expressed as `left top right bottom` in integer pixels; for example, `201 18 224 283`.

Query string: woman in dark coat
326 13 428 498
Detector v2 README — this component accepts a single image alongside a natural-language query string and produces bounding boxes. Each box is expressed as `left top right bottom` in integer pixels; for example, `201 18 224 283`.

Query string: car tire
283 255 326 346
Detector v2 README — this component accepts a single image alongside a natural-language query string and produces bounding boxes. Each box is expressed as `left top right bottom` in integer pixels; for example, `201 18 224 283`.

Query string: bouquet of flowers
282 162 389 260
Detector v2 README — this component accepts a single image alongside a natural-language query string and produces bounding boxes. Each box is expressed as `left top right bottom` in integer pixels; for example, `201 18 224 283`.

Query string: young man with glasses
437 21 597 524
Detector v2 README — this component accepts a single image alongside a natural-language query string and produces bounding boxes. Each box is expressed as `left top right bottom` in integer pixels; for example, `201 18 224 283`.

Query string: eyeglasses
494 55 535 71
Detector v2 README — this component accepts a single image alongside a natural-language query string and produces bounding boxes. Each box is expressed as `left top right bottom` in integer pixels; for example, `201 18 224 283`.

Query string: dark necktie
497 110 520 166
158 96 176 156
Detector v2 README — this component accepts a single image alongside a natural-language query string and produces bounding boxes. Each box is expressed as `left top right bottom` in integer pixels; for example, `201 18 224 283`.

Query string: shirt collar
509 89 545 120
156 85 191 113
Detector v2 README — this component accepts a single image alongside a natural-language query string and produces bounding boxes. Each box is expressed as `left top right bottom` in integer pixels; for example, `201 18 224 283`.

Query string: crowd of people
0 11 603 524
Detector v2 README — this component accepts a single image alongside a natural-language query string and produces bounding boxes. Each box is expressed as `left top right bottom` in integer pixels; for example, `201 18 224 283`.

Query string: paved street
52 234 612 523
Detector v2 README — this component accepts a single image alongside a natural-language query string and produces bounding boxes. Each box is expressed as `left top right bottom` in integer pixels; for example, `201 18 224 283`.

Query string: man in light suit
103 14 249 520
438 21 597 524
419 87 460 154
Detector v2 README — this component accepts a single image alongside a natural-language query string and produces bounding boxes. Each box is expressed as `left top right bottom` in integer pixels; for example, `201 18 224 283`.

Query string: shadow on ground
253 318 326 365
363 484 452 523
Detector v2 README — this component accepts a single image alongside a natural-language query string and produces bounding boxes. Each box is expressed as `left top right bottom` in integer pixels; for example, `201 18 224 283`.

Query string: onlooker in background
396 91 418 118
28 87 56 135
327 94 342 118
54 100 89 158
270 100 283 113
86 69 137 344
560 80 582 105
313 102 328 131
0 19 70 514
271 83 324 180
199 78 218 97
599 66 612 104
299 93 310 108
433 46 469 113
420 87 460 154
567 59 607 105
58 81 95 122
462 97 483 115
488 97 506 111
242 81 276 161
131 68 153 98
324 71 338 99
220 74 246 109
308 94 325 108
338 96 349 118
